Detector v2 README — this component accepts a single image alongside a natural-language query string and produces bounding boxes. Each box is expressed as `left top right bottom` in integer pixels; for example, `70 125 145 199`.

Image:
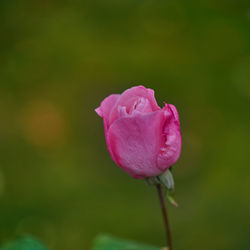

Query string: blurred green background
0 0 250 249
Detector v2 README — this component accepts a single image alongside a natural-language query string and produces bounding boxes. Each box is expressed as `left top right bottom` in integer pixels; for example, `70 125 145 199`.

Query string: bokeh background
1 0 250 249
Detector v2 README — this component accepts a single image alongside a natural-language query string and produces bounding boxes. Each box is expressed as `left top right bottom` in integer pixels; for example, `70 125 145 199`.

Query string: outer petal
157 104 182 170
95 94 120 127
95 94 120 161
109 86 160 125
107 110 166 179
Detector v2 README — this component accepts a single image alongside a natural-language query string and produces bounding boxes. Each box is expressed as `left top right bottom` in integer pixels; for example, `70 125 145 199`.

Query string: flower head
96 85 182 179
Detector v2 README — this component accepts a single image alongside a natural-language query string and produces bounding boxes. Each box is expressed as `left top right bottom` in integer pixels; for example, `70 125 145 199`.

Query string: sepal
146 169 178 207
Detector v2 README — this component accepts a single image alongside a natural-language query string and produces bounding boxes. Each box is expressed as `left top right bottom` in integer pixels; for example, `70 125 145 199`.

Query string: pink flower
95 86 182 179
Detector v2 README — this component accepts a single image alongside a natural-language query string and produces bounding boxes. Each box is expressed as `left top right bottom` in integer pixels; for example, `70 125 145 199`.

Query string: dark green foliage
0 237 49 250
92 234 160 250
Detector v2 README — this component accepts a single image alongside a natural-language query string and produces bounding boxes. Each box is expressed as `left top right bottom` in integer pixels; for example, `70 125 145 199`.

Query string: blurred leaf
0 236 49 250
92 234 161 250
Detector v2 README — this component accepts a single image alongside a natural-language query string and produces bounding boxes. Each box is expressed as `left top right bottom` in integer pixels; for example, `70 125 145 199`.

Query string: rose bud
95 85 182 179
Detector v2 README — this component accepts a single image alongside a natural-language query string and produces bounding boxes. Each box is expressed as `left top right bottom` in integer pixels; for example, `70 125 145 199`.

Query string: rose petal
107 110 166 178
95 94 120 126
109 86 160 125
157 104 182 170
95 94 121 162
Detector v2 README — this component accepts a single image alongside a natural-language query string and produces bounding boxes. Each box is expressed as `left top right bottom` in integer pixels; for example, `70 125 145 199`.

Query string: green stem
156 184 172 250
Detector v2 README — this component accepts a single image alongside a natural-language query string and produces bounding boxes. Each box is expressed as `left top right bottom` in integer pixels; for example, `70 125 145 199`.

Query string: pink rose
95 85 182 179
